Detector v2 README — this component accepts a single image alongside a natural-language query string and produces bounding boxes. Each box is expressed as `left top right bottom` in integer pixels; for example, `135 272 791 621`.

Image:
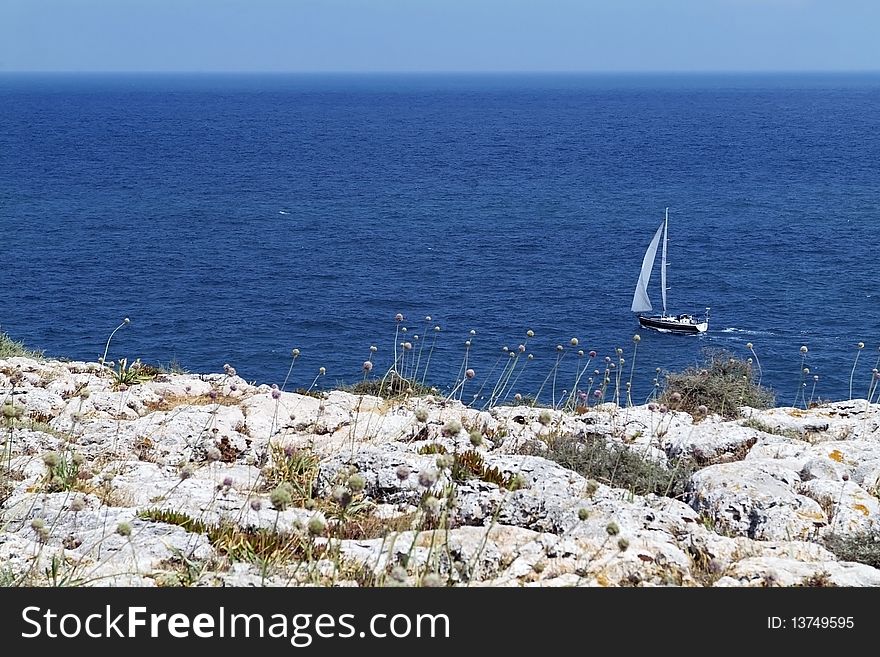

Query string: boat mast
660 207 668 316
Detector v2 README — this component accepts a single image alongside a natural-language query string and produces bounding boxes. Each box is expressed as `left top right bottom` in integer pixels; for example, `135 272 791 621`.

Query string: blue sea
1 72 879 406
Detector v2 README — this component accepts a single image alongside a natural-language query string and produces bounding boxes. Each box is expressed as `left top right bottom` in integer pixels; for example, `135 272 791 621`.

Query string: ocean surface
1 72 879 406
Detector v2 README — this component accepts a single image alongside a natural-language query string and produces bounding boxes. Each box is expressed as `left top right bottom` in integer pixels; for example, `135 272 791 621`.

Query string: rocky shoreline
1 356 878 586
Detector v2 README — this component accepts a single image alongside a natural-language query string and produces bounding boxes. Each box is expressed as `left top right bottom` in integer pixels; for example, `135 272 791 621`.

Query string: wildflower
436 453 454 470
205 446 221 462
465 368 475 379
421 495 441 516
291 348 300 358
617 537 630 551
390 565 408 583
362 360 373 373
395 313 404 322
858 342 865 349
418 469 437 488
414 407 429 423
633 334 641 343
116 522 132 537
556 344 564 352
670 392 682 403
469 430 483 447
800 345 808 354
319 367 326 376
396 465 411 481
307 514 326 536
421 573 443 587
442 419 462 437
570 338 579 347
746 342 753 350
697 404 708 415
222 476 234 488
70 497 86 513
30 518 46 531
331 486 351 506
518 344 526 353
538 410 553 426
270 484 293 510
370 345 377 353
347 473 365 493
589 350 597 358
526 330 535 338
250 499 262 512
606 521 620 536
42 452 61 468
402 342 412 351
578 508 590 521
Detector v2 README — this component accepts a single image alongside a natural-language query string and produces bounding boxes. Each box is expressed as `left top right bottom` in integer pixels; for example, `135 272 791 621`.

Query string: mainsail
631 219 665 313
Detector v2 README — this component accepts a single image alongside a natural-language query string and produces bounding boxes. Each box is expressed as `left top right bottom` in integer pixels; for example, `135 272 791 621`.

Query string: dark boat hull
637 314 708 334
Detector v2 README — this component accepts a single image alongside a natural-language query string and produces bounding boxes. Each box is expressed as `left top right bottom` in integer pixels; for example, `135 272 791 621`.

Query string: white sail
631 220 665 313
660 208 668 315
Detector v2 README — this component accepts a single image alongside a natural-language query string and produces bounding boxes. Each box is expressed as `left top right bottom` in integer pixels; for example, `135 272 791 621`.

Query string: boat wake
721 327 773 336
279 210 291 215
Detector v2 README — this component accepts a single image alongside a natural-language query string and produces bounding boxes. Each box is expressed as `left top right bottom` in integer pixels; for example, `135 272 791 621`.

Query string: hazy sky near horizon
2 0 879 73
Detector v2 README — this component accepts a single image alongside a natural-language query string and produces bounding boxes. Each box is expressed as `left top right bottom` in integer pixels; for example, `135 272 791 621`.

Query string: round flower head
465 368 475 379
362 360 373 372
633 334 641 343
570 337 579 347
347 472 365 493
396 465 410 481
858 342 865 349
319 367 326 375
370 345 378 353
395 313 404 322
307 514 326 536
800 345 808 354
418 469 437 488
271 388 281 400
291 348 300 358
526 329 534 338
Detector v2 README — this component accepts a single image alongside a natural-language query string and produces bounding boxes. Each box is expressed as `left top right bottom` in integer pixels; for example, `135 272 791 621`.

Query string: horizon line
3 68 880 76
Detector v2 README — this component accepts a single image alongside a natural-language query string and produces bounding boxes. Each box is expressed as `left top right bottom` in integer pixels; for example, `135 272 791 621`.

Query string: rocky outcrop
1 356 879 587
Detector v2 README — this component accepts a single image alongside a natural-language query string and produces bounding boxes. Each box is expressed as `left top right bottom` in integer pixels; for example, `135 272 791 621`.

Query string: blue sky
2 0 878 73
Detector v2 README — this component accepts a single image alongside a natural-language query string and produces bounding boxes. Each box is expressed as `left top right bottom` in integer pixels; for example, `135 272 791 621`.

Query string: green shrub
824 532 880 568
0 331 42 359
660 349 774 419
521 434 697 499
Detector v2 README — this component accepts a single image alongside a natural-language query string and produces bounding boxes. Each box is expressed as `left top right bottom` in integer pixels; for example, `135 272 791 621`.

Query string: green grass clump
660 349 775 419
521 434 697 500
0 331 43 359
823 532 880 569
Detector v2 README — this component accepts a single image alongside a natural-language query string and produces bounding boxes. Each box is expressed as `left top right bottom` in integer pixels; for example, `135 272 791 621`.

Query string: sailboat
631 208 709 334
